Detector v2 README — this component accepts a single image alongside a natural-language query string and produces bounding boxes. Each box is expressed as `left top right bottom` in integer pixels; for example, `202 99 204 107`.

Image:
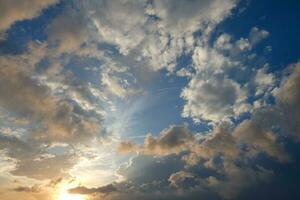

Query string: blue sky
0 1 300 200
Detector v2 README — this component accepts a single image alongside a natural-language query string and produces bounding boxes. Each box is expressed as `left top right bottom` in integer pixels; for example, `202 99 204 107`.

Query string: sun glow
57 192 86 200
55 183 87 200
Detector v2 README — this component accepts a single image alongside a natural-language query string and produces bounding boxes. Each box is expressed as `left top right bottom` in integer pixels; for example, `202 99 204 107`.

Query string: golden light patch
54 183 87 200
56 192 86 200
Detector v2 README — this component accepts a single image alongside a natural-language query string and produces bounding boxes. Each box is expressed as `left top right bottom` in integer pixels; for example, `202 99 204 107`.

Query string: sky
0 0 300 200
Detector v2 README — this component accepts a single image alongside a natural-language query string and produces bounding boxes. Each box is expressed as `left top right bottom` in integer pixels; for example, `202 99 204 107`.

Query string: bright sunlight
57 192 86 200
54 183 87 200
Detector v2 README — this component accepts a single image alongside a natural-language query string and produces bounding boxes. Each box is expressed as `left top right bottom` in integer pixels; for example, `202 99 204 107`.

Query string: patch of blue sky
216 0 300 71
121 69 211 140
65 55 104 85
0 1 64 55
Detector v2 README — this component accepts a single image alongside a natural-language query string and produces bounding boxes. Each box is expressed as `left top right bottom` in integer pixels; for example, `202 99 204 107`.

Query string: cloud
0 43 103 144
249 27 269 47
11 153 76 180
0 1 299 200
117 141 140 154
47 177 63 187
168 171 199 188
181 27 270 123
117 154 184 185
0 134 76 180
276 62 300 109
234 120 290 162
207 162 274 199
181 76 249 122
254 65 275 96
117 124 194 155
12 185 41 193
0 41 109 181
269 62 300 140
252 62 300 141
0 0 58 35
78 0 237 71
47 9 89 52
69 184 117 195
183 125 239 166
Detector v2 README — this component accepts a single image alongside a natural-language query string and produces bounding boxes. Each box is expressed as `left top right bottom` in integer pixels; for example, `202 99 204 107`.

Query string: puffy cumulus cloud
255 61 300 140
87 150 276 200
234 120 290 163
114 92 299 199
78 0 237 71
181 76 249 122
182 125 239 166
143 124 194 155
0 44 103 144
192 46 233 73
141 0 236 71
0 0 58 35
276 62 300 109
254 65 275 96
113 61 300 199
249 62 300 141
117 124 195 155
213 27 269 55
167 163 273 200
114 122 290 199
152 0 236 34
183 119 290 167
0 65 101 144
87 0 147 55
181 27 270 123
207 162 273 199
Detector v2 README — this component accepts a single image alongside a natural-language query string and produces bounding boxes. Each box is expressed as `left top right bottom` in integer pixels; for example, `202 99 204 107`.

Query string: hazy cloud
0 0 58 35
69 184 117 195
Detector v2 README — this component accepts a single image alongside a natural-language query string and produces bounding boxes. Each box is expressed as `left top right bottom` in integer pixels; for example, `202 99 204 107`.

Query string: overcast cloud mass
0 0 300 200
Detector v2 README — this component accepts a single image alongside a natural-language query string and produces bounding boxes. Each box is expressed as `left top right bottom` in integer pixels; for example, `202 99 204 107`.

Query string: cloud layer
0 1 299 200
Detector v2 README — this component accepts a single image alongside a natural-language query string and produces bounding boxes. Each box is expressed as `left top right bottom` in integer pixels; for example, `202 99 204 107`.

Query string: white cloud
249 27 270 47
254 65 275 96
181 76 248 122
78 0 237 71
